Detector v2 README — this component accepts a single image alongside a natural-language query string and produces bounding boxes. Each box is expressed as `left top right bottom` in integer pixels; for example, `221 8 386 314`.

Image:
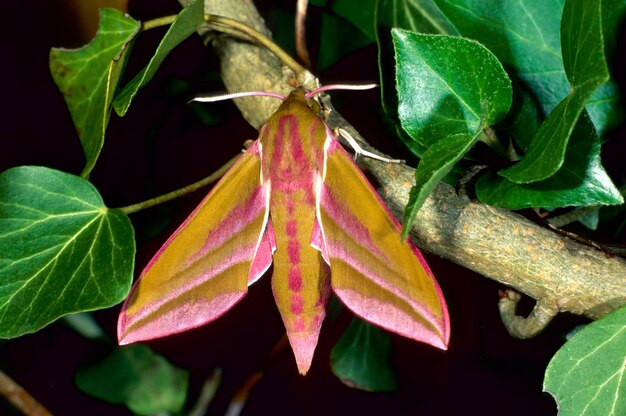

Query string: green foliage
377 0 457 42
543 306 626 416
476 115 623 209
499 0 611 183
390 0 623 215
394 32 512 146
317 12 374 70
433 0 624 136
0 166 134 338
393 30 512 233
76 345 189 415
376 0 457 116
49 9 140 177
330 318 399 391
113 0 206 116
332 0 377 40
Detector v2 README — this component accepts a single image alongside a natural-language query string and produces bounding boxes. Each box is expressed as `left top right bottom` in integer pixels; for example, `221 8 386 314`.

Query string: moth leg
334 127 404 164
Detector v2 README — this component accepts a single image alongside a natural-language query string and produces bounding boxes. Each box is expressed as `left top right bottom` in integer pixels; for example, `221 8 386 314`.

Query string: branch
0 370 53 416
180 0 626 337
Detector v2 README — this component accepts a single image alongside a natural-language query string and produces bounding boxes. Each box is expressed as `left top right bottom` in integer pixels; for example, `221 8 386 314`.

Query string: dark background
2 0 616 415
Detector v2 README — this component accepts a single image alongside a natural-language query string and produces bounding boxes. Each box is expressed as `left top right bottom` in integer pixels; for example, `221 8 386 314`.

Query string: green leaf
543 305 626 416
434 0 567 115
376 0 458 117
332 0 377 40
377 0 457 36
434 0 622 138
113 0 205 116
393 29 512 232
317 12 374 70
501 89 598 183
506 88 542 153
587 81 624 139
330 318 399 392
576 209 601 230
76 345 189 415
0 166 135 338
49 9 140 177
476 115 623 209
64 312 107 340
602 0 626 69
402 133 477 236
393 29 512 147
499 0 610 183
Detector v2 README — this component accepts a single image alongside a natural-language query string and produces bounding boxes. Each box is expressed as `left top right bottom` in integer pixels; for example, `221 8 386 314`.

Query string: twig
0 371 53 416
188 368 222 416
204 15 307 78
117 154 240 214
224 335 288 416
295 0 312 68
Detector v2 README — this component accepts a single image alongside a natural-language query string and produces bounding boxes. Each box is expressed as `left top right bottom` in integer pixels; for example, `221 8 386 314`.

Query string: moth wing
118 141 272 344
316 138 450 349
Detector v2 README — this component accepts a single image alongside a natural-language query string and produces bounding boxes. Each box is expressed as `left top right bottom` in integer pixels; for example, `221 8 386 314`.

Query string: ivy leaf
76 345 189 415
500 0 610 183
331 0 377 40
377 0 457 38
433 0 567 115
434 0 623 137
49 9 140 177
501 89 599 183
506 88 542 153
476 115 623 209
393 29 512 233
543 305 626 416
0 166 135 338
330 318 399 392
394 30 511 146
402 133 476 236
582 0 626 137
113 0 205 116
317 12 374 70
376 0 458 117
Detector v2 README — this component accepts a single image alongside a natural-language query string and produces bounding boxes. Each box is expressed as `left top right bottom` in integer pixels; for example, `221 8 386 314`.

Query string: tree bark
181 0 626 337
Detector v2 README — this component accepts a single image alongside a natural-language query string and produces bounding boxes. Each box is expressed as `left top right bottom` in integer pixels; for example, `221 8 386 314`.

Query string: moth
118 86 450 374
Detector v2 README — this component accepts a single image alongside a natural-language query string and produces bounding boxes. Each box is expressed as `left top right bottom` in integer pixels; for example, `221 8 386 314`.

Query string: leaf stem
142 15 177 31
117 154 241 215
204 14 307 78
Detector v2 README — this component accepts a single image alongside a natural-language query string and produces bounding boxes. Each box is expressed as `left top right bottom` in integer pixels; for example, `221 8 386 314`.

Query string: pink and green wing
316 135 450 350
118 141 273 344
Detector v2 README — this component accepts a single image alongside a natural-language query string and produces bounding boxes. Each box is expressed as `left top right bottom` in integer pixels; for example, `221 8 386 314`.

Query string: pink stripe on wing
119 292 244 345
125 242 257 326
333 288 447 349
320 184 387 261
248 220 275 285
141 143 264 276
328 241 442 331
186 184 267 266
